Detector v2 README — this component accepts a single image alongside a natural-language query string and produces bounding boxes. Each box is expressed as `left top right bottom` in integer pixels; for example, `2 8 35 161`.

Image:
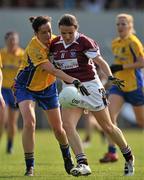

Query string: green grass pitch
0 129 143 180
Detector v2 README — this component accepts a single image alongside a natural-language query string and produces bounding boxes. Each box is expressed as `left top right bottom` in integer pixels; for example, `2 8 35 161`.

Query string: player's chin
65 40 73 45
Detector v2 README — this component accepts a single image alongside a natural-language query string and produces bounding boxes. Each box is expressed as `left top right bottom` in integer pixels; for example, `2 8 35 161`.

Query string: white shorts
62 79 108 112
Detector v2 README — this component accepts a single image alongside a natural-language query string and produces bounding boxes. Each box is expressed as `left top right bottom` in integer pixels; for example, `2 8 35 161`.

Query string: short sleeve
27 46 48 67
82 36 101 58
130 39 144 58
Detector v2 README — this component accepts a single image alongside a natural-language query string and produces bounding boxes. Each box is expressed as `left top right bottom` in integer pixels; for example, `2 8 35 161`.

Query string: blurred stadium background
0 0 144 129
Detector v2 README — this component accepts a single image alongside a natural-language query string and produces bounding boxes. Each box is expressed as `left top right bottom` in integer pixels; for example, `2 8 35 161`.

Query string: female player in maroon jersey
50 13 134 177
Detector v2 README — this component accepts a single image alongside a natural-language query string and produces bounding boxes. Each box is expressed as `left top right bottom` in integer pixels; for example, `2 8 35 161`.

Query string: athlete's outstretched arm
93 55 112 77
40 61 90 96
93 55 125 89
40 61 76 83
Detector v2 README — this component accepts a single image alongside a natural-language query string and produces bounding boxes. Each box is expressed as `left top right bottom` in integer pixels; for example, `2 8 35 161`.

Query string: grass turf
0 129 143 179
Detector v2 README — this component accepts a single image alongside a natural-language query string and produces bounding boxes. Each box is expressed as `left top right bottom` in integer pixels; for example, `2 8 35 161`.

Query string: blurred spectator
84 0 106 13
45 0 64 8
0 0 144 10
63 0 84 9
104 0 122 10
12 0 36 7
63 0 76 9
0 0 11 7
76 0 84 9
136 0 144 9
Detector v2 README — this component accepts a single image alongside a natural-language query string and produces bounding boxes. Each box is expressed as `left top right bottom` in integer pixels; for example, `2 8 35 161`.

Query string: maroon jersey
50 32 100 82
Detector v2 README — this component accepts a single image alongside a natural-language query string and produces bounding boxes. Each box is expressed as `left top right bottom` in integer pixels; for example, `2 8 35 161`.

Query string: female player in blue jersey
100 13 144 163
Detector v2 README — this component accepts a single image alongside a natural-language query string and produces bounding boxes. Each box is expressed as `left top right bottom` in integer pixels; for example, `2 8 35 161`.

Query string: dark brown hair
58 14 79 29
29 16 51 32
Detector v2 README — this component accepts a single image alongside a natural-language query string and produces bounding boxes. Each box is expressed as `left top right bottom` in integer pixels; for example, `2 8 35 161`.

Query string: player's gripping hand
72 80 90 96
108 76 125 90
110 64 123 73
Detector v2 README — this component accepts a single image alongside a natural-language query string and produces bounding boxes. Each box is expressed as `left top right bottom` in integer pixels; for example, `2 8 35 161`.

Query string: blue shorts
109 85 144 106
15 82 60 110
2 88 18 109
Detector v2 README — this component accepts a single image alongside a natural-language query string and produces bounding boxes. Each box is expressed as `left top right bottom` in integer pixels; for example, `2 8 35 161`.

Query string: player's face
59 25 76 45
116 17 130 38
36 22 52 46
6 34 19 50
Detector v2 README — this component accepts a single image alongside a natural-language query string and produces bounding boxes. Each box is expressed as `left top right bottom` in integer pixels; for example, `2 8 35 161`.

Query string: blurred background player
100 13 144 163
0 31 24 154
0 53 5 109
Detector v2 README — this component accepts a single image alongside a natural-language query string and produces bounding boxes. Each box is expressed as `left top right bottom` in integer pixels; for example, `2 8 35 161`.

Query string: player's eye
116 23 127 26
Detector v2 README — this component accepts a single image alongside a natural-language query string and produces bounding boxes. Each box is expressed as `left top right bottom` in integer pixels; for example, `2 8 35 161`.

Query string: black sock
7 139 13 152
108 145 116 154
76 153 88 165
25 152 34 170
60 144 71 159
121 146 133 162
